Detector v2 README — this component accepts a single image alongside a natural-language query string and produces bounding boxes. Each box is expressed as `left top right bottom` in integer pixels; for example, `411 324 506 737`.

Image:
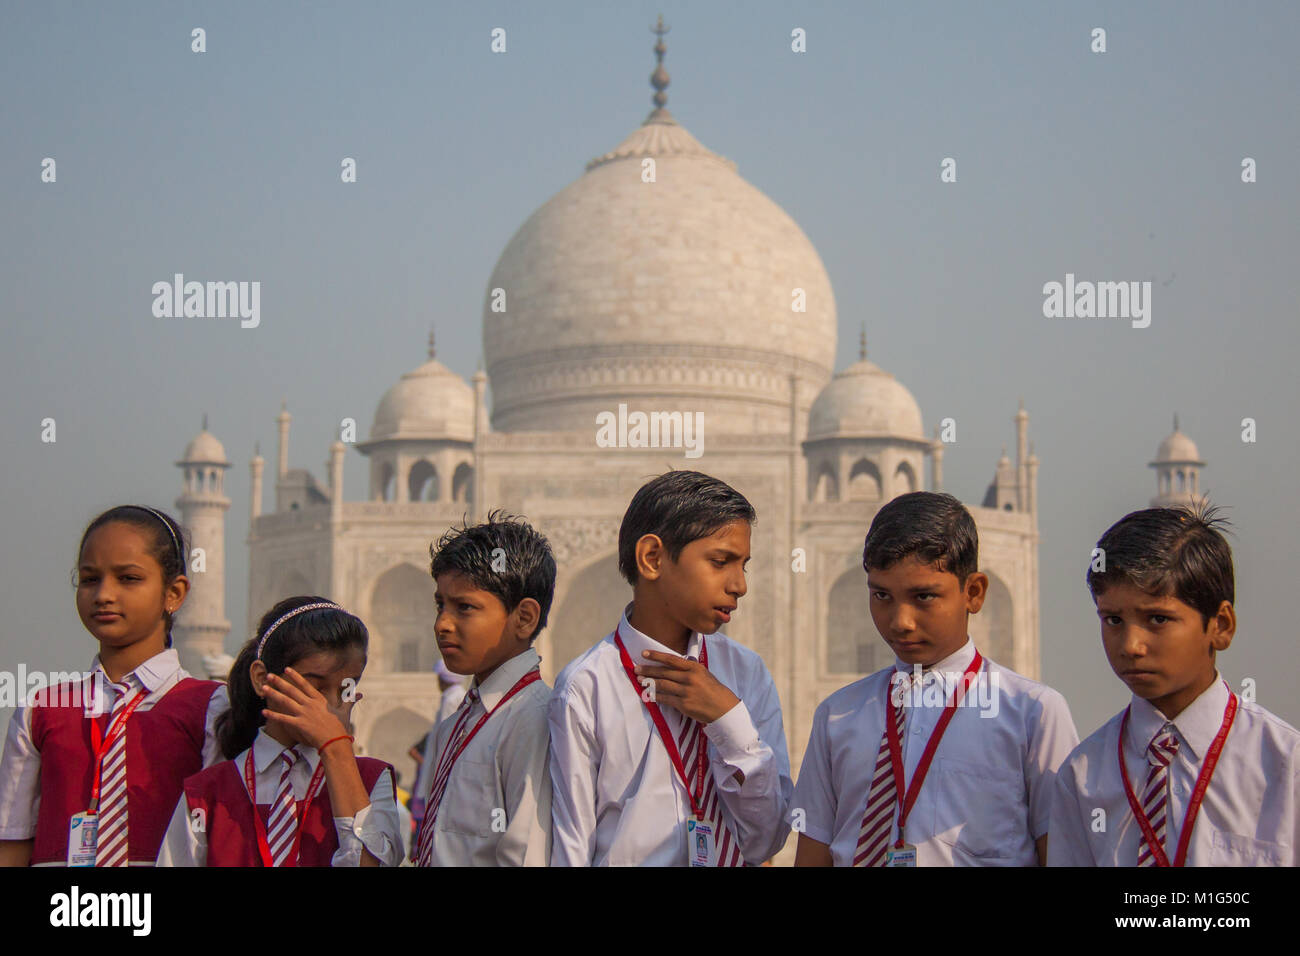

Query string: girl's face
76 522 186 654
254 646 367 723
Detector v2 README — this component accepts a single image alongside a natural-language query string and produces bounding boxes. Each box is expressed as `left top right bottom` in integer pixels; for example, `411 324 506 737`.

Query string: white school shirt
414 680 469 812
791 637 1079 866
548 605 793 866
1048 674 1300 866
155 727 405 867
0 648 228 850
419 647 551 866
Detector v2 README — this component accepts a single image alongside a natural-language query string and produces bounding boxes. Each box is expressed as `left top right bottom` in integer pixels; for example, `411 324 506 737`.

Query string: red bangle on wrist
319 734 354 754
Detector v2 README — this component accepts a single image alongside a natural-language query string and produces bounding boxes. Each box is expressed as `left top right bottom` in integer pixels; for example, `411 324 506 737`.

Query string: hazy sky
2 1 1298 742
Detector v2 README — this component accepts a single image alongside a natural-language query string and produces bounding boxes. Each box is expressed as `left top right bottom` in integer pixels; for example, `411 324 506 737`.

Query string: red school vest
28 677 222 866
183 755 394 866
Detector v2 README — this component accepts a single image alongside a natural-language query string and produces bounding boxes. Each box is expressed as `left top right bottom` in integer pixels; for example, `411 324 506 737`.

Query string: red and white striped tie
854 674 909 867
676 704 744 866
94 678 137 867
265 748 303 867
1137 725 1180 867
415 687 480 866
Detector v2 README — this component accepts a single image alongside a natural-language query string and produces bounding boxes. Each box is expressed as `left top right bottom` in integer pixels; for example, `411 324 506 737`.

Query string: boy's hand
262 667 352 751
634 651 740 724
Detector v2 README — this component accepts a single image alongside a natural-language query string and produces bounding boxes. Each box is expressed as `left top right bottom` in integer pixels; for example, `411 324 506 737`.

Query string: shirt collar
252 727 321 776
616 602 705 662
893 636 976 681
1127 673 1229 763
88 647 180 693
473 647 541 711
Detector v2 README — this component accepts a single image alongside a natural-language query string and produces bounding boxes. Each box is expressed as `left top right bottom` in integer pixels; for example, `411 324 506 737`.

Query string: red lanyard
243 747 328 868
884 650 983 848
614 628 709 820
1118 683 1237 867
87 684 148 810
427 667 542 820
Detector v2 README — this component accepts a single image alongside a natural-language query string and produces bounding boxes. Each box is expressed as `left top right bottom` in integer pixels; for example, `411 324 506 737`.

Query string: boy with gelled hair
548 470 792 866
1049 504 1299 866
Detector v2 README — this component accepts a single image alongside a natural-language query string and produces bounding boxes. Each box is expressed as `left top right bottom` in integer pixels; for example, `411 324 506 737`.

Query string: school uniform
156 727 405 866
1048 674 1300 866
411 680 468 824
415 647 551 866
549 604 793 866
792 637 1078 866
0 649 226 866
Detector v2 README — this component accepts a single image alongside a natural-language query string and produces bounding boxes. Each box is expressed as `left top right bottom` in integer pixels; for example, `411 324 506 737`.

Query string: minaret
249 441 264 525
1149 413 1207 507
275 401 291 512
173 416 232 676
931 424 945 492
1015 399 1029 512
472 360 488 522
329 441 345 523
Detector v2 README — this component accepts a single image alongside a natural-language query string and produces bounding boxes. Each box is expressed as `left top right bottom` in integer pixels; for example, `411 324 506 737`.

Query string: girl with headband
0 505 228 867
156 595 404 866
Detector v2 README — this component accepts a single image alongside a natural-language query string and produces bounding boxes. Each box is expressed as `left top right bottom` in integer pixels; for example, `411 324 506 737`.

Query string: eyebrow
79 563 147 572
707 549 750 562
867 581 945 592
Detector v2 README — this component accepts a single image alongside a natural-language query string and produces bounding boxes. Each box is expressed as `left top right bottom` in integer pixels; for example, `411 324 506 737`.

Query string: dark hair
1086 503 1234 629
216 596 369 759
617 471 757 585
77 505 188 648
429 510 557 641
862 491 978 583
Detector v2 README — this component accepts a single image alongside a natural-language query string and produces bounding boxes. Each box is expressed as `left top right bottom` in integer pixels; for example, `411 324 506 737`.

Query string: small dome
181 427 228 464
1152 416 1203 463
807 358 925 442
371 358 474 442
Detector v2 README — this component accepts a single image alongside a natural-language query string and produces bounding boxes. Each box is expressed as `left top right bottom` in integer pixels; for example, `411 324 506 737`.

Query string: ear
249 659 269 699
635 534 666 582
513 598 541 643
963 572 989 614
164 574 191 616
1208 600 1236 652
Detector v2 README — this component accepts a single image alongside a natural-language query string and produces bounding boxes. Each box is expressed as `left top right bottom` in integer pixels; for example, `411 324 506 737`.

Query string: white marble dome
807 356 925 442
181 427 228 464
1153 419 1202 463
482 108 837 434
370 351 474 443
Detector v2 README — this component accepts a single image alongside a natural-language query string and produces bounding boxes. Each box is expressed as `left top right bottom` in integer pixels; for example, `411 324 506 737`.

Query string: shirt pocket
438 758 499 838
1209 829 1285 866
930 755 1027 862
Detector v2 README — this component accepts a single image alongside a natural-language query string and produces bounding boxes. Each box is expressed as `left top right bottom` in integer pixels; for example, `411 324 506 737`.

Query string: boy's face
866 556 986 668
655 520 751 636
1095 580 1234 718
433 571 538 683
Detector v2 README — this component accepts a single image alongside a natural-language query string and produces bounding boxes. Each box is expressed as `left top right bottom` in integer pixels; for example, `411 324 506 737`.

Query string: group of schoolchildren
0 469 1295 868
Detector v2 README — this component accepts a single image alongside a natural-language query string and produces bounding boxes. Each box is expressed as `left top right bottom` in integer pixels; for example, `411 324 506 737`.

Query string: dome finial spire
1173 411 1180 432
647 14 672 122
202 412 208 431
428 326 436 360
859 323 867 360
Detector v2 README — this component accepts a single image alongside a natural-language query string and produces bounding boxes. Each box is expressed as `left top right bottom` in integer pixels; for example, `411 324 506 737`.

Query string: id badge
885 843 917 867
67 811 99 867
687 818 716 867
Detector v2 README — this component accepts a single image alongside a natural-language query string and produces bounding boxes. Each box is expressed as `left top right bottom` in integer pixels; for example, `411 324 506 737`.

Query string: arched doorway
370 564 437 673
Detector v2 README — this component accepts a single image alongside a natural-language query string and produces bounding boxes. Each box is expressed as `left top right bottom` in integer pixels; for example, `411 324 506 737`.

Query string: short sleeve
1023 686 1081 838
0 705 40 840
790 703 835 847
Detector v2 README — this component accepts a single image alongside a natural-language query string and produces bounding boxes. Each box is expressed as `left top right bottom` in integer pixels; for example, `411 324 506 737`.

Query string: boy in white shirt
549 470 792 866
413 511 554 866
792 491 1078 867
1049 504 1300 866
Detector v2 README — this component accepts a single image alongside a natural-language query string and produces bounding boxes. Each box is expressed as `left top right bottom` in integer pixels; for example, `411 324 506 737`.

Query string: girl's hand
262 667 350 751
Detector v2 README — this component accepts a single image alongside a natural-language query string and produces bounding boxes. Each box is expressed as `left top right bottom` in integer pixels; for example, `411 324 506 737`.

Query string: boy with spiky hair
793 491 1077 866
549 470 792 866
1049 504 1300 866
413 510 555 866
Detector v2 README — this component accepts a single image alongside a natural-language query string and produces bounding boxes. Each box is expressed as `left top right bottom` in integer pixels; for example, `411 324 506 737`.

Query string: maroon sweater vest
183 755 394 866
28 677 221 865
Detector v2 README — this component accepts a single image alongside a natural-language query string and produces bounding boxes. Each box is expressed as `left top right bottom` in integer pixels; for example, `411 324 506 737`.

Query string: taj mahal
159 33 1209 790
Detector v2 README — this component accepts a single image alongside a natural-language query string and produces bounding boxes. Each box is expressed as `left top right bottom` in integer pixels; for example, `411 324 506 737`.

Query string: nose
1117 624 1147 659
434 607 453 637
728 565 747 599
891 604 916 634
